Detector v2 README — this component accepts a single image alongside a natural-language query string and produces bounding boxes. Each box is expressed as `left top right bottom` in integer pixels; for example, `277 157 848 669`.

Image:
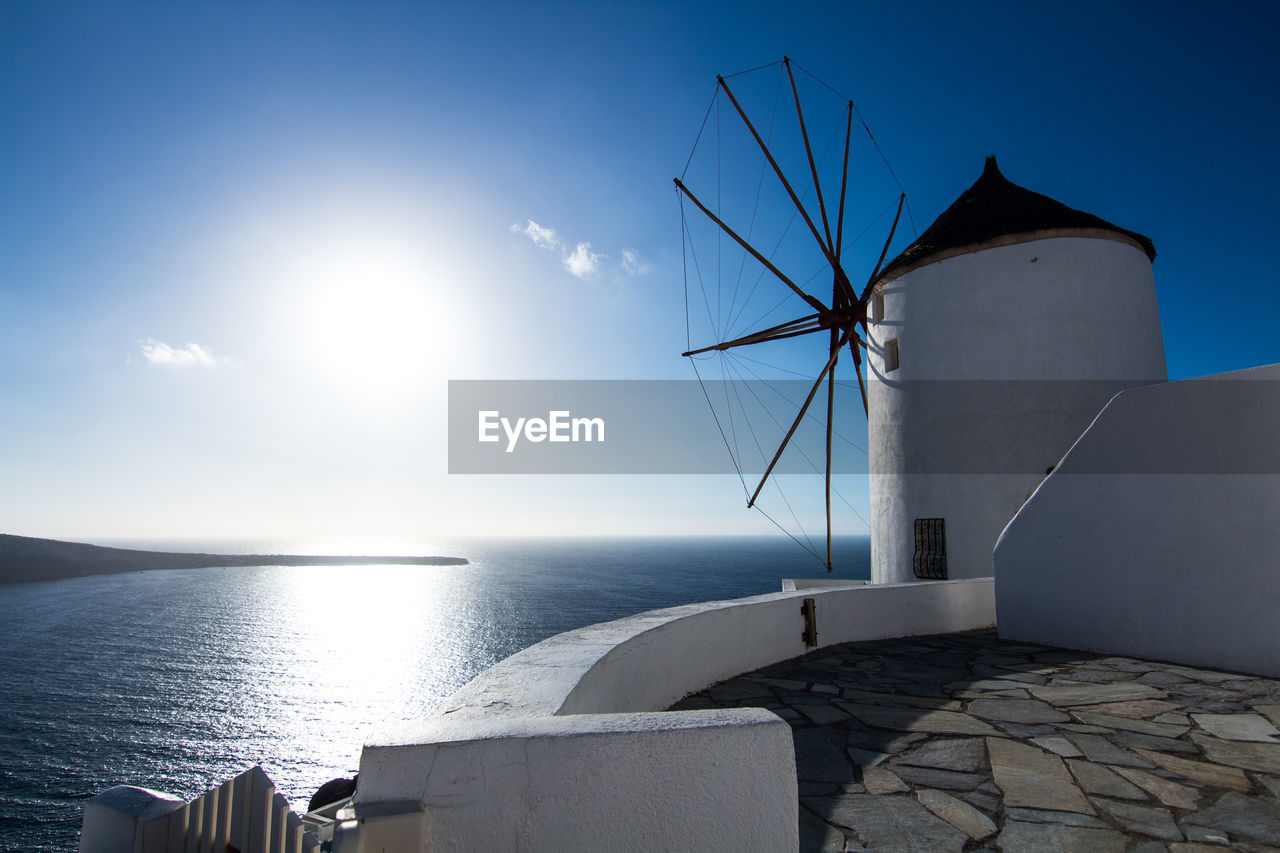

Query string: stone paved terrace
669 630 1280 852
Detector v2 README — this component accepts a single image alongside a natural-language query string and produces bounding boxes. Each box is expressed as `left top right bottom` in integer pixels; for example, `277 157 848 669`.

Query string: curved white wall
347 579 996 852
867 235 1166 583
994 364 1280 676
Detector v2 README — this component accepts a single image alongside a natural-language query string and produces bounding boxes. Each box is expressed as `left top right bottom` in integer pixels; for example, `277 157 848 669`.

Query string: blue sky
2 2 1278 543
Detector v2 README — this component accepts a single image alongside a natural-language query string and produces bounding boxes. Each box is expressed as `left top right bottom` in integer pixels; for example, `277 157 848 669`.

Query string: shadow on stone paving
669 630 1280 852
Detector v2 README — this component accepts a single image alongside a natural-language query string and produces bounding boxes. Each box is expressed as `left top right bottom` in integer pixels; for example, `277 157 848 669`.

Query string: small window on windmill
913 518 948 580
884 338 900 372
872 292 885 324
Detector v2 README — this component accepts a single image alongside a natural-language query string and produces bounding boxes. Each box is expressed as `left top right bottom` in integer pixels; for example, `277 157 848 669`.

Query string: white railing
80 766 318 853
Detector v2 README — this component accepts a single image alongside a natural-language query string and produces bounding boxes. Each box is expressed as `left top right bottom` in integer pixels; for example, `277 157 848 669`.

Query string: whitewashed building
865 156 1167 583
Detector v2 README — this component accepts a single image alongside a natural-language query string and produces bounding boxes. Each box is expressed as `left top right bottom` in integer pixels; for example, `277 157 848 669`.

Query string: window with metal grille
913 518 948 579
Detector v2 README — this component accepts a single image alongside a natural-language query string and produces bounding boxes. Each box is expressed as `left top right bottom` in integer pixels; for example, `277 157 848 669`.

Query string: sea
0 535 870 850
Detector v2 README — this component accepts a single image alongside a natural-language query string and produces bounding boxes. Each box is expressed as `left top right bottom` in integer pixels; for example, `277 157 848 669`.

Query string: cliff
0 534 468 584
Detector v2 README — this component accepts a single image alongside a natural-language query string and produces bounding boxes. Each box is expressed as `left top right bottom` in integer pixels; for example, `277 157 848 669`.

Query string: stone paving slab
668 630 1280 852
1191 713 1280 743
917 788 997 841
989 737 1096 814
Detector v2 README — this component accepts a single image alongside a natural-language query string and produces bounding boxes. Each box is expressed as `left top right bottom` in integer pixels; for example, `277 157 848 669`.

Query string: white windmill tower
864 156 1167 584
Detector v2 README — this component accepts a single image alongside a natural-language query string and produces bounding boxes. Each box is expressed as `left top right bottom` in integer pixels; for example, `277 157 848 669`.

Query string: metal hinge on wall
801 598 818 647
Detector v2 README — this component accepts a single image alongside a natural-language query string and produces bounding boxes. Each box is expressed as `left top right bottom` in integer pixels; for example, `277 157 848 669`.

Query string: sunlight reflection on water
0 536 870 850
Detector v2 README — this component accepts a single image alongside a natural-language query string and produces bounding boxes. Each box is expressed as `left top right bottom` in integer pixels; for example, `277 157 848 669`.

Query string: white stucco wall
357 709 797 853
994 364 1280 676
345 579 996 852
79 786 184 853
867 235 1166 583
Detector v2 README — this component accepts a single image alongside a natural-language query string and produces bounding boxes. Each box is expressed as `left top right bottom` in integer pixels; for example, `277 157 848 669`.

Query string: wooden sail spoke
717 74 856 300
682 314 826 357
674 177 829 315
851 341 869 416
785 58 834 256
835 102 853 263
858 193 906 309
784 58 859 321
747 324 854 510
824 326 838 571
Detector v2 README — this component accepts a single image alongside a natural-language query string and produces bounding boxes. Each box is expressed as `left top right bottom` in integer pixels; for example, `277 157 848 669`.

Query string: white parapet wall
80 786 184 853
79 765 316 853
994 364 1280 677
357 709 795 853
782 578 869 590
341 578 996 852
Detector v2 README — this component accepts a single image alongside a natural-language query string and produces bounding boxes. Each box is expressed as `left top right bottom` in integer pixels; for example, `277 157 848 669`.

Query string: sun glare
290 227 462 395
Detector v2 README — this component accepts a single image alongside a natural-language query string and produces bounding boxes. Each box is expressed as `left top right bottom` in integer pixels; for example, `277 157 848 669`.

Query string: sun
295 229 456 395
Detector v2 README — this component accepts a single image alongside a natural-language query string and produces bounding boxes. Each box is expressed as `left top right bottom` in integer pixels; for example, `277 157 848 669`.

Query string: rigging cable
723 113 842 339
726 65 787 337
721 59 785 80
689 358 748 494
681 198 718 345
718 351 746 494
680 85 720 182
721 354 873 531
726 351 867 454
680 190 691 351
711 351 836 559
791 59 919 238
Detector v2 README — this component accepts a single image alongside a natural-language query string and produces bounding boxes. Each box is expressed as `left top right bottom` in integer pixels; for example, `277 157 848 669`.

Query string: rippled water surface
0 535 869 849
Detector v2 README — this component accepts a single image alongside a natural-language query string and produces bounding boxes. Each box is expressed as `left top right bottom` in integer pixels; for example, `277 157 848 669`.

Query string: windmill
675 58 911 571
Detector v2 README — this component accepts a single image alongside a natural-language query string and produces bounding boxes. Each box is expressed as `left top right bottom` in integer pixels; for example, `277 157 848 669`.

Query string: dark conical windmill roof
874 156 1156 284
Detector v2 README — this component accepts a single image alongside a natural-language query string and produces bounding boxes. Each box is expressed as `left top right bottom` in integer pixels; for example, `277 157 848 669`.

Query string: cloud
563 242 601 279
139 339 237 368
620 249 651 276
513 218 644 283
511 219 561 250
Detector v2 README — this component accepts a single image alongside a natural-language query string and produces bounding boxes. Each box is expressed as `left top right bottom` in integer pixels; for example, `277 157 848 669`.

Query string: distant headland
0 534 469 584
